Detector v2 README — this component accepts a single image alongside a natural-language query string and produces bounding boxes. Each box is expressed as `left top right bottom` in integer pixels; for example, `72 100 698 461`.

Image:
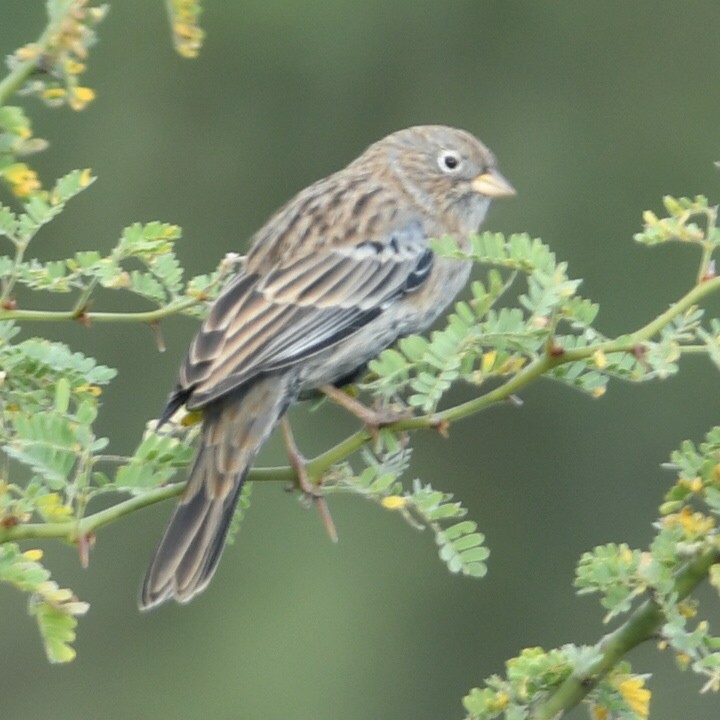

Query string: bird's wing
170 219 433 411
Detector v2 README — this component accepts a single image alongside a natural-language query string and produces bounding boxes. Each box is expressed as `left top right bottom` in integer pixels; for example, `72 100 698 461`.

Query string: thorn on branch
76 532 95 568
149 320 166 352
701 259 716 282
632 344 651 371
431 417 451 438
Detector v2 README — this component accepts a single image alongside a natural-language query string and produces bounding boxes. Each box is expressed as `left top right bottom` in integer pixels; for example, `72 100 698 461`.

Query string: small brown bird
140 125 514 609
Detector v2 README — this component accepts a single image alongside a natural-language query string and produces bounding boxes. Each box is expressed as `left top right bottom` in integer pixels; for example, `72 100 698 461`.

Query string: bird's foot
319 384 412 442
280 417 338 543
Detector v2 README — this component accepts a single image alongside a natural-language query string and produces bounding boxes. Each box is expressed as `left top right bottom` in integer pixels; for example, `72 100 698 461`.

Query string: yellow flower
15 43 40 61
79 168 93 187
499 356 526 374
23 549 44 561
679 476 704 493
42 87 66 100
481 350 497 374
490 692 509 712
381 496 406 510
104 271 131 289
617 676 651 718
664 506 715 537
590 703 609 720
181 409 203 427
677 599 698 618
64 59 86 75
36 493 73 520
76 384 102 397
3 163 41 198
593 349 608 369
69 86 95 111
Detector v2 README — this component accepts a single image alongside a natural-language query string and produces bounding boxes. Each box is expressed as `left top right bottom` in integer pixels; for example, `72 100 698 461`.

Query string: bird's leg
280 416 338 543
319 384 412 437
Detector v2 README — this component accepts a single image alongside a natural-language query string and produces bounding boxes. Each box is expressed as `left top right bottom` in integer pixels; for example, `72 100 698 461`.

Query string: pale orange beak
471 168 516 198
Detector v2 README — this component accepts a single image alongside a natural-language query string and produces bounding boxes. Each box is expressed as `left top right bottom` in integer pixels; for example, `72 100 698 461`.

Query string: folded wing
167 219 433 413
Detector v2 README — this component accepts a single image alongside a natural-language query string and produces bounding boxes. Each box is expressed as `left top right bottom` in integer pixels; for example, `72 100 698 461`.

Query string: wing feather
169 218 433 412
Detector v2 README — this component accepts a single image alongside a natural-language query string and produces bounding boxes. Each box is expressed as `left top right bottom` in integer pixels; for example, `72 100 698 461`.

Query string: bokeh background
2 2 720 718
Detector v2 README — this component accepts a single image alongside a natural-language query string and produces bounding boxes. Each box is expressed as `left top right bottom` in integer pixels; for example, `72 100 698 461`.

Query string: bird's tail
139 376 289 610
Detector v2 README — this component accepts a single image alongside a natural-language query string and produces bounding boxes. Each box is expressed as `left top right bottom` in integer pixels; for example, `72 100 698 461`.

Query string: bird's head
369 124 515 235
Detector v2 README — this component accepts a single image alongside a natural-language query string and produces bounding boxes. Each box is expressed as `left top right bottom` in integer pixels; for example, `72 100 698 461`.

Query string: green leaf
0 205 18 238
114 432 193 491
150 251 184 294
129 270 167 302
225 481 254 546
49 168 95 205
0 544 87 664
6 411 79 488
54 377 70 413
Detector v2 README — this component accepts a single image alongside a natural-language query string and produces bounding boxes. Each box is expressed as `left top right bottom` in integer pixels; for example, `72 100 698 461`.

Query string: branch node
72 301 92 326
631 344 650 370
431 417 451 438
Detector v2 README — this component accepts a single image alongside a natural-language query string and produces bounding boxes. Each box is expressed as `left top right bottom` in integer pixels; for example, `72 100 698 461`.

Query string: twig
0 0 76 106
534 547 720 719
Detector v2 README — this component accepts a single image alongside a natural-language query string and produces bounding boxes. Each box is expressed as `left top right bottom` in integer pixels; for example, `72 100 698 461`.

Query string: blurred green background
2 2 720 718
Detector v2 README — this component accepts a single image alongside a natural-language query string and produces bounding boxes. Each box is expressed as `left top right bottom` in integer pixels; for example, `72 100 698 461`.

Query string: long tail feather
139 376 289 609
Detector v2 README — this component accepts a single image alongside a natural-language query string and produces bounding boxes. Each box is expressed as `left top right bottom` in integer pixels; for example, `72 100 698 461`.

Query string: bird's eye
438 150 462 173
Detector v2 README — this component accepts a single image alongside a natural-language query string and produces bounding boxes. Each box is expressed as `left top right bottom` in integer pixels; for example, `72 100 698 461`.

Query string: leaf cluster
462 427 720 719
463 646 654 720
323 436 488 577
0 543 88 663
0 171 236 318
365 227 719 415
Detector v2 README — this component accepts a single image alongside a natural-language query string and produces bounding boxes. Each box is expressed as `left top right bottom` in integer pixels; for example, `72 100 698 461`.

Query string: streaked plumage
140 125 514 609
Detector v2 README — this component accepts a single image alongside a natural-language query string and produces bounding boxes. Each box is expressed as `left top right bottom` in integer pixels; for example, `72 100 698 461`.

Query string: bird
139 125 515 609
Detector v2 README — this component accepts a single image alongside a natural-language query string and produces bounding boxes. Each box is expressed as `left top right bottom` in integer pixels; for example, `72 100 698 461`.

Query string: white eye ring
438 150 462 173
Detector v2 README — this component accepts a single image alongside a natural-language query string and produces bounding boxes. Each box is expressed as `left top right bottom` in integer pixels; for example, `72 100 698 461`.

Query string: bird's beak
471 168 516 198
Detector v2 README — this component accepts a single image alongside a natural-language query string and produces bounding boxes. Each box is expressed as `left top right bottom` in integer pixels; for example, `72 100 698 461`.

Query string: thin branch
0 464 295 544
419 274 720 428
0 0 75 107
0 296 201 323
534 547 720 719
2 274 720 545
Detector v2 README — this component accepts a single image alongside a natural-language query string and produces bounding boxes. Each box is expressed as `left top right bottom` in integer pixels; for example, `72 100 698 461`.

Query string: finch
140 125 514 609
